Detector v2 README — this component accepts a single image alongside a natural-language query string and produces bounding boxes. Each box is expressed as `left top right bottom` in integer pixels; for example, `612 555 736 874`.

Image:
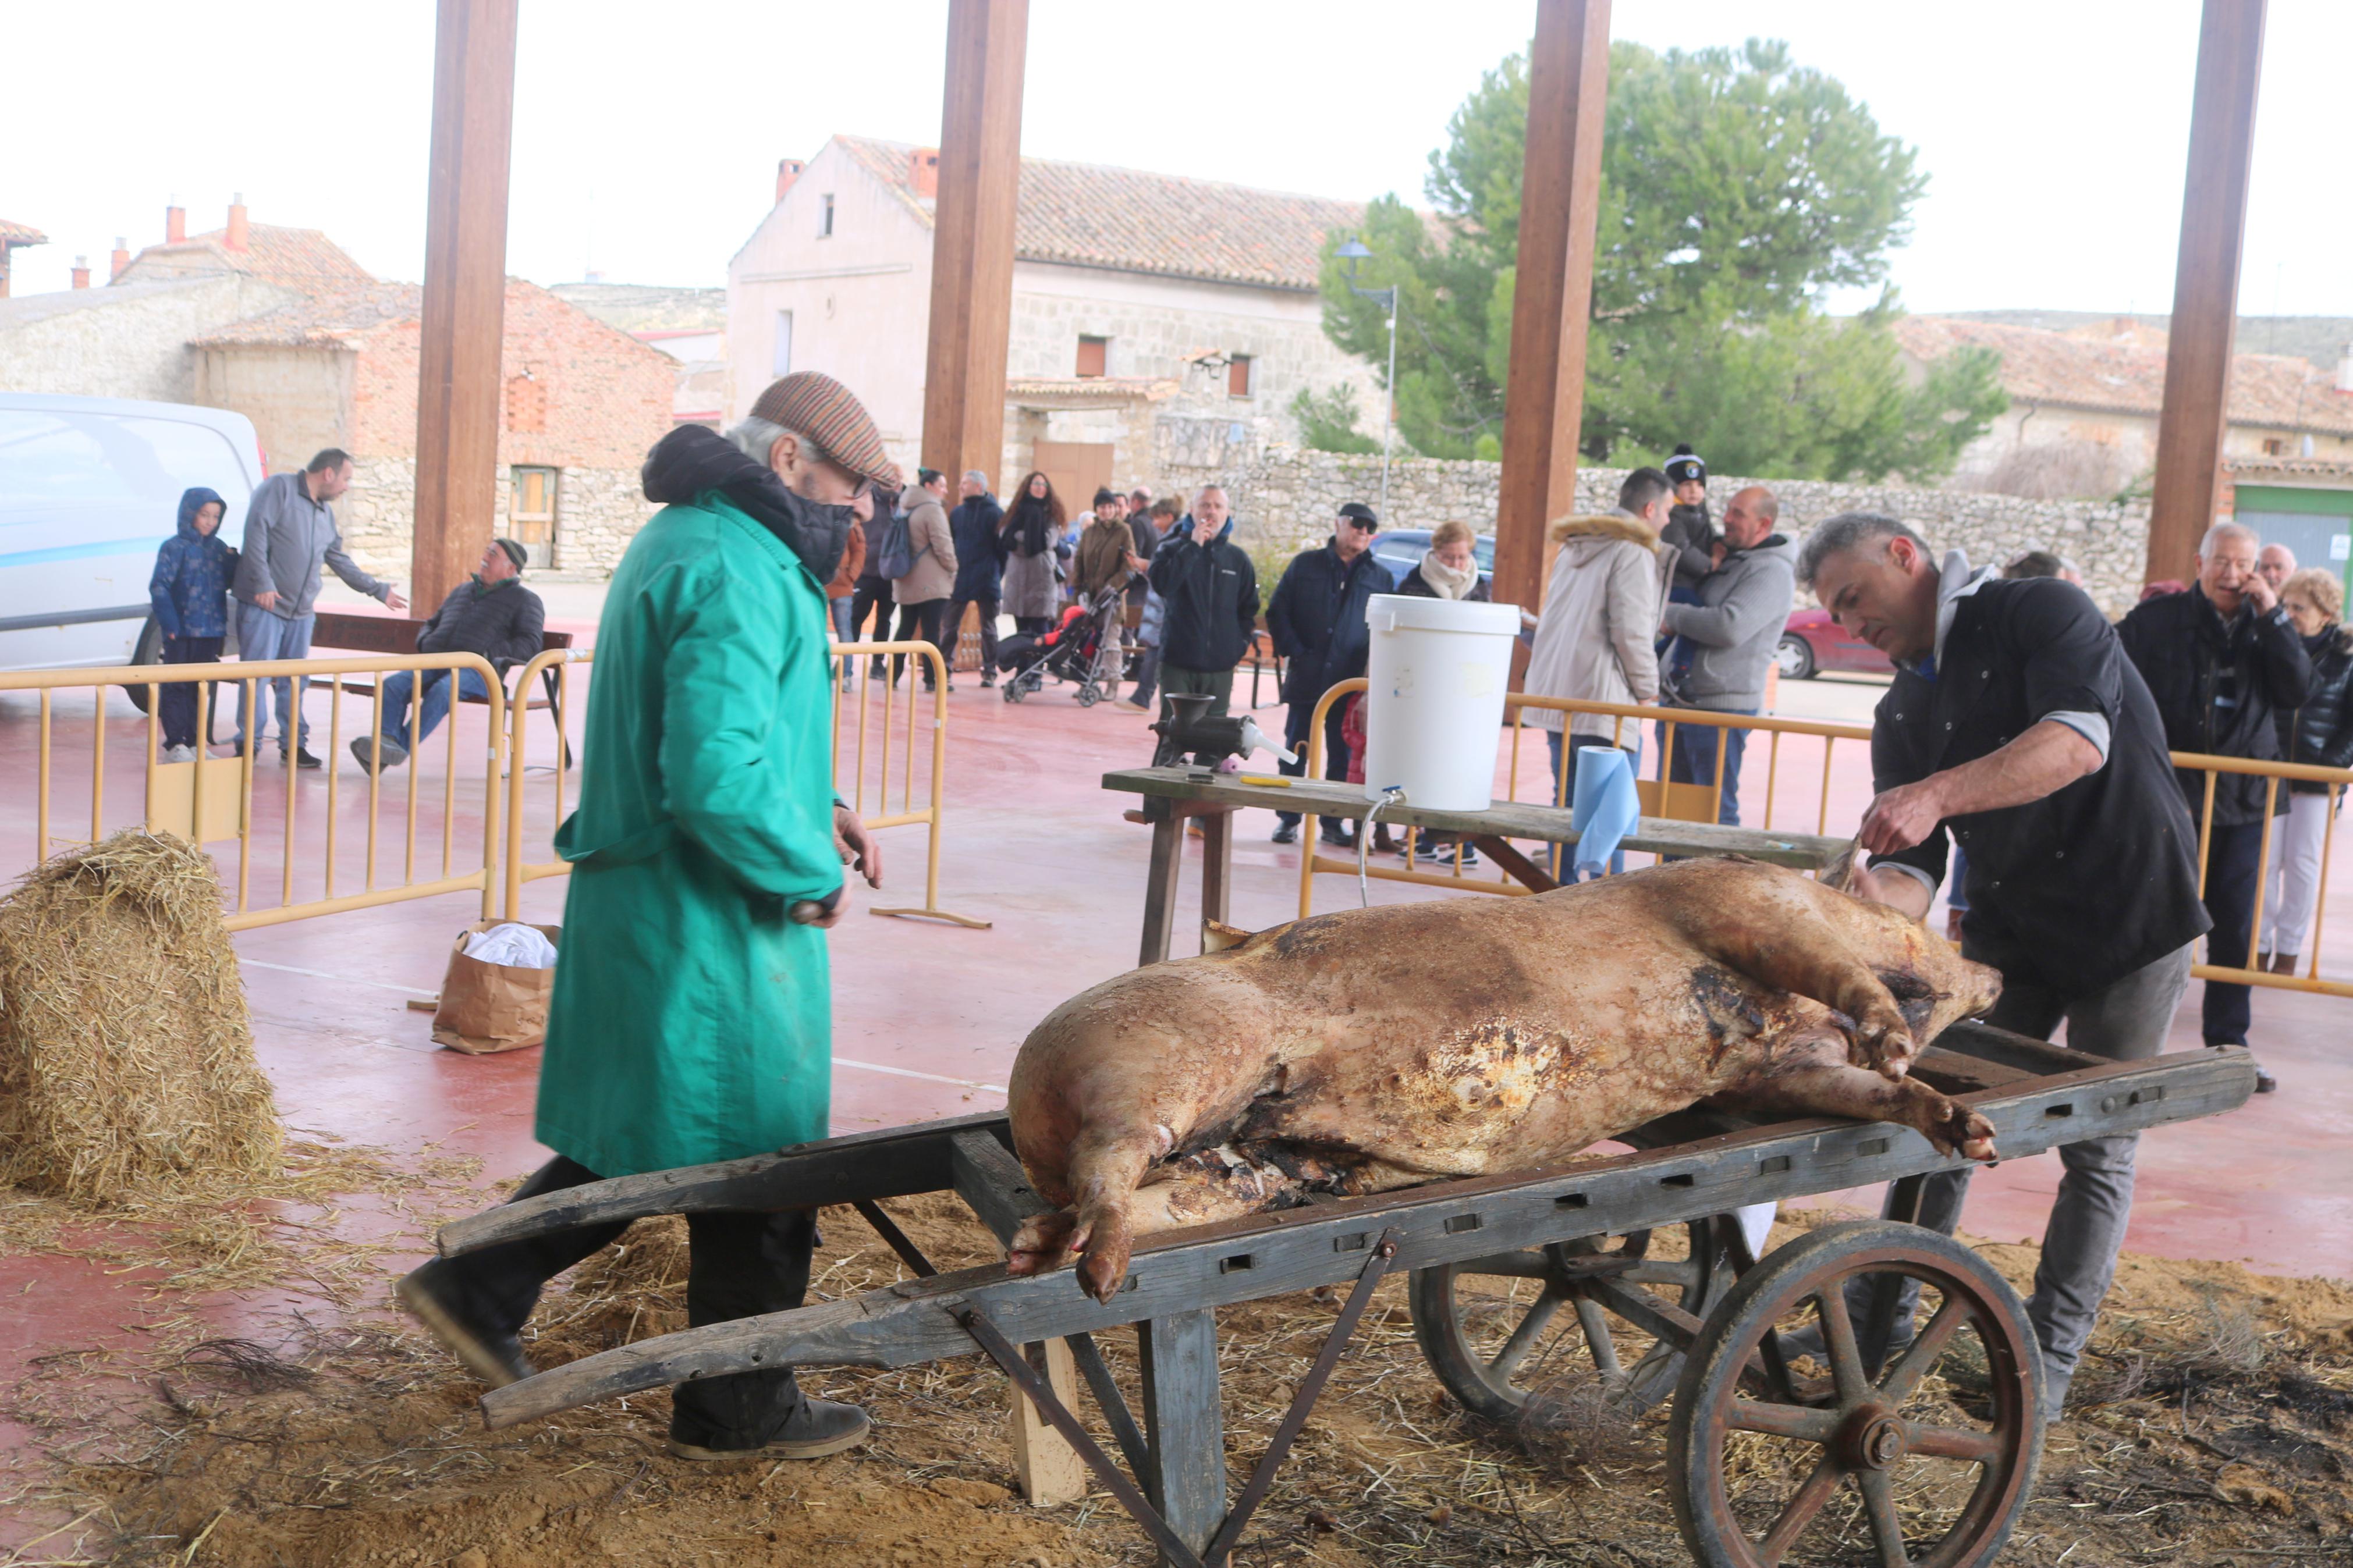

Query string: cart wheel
1412 1217 1736 1423
1077 684 1100 707
1003 681 1023 703
1667 1219 2043 1568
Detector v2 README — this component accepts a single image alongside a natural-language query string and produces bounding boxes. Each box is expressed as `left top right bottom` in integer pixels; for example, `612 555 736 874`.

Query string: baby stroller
998 582 1127 706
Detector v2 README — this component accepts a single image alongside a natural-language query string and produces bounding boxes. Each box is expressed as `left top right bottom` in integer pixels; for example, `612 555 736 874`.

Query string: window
509 466 558 566
1076 336 1108 378
2260 437 2286 456
503 372 546 433
819 195 835 237
1227 354 1254 398
772 310 794 376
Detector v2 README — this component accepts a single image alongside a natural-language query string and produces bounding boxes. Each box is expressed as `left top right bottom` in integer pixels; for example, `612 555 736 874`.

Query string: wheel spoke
1755 1455 1842 1566
1878 1295 1973 1403
1620 1261 1700 1287
1572 1293 1623 1378
1855 1469 1911 1567
1814 1284 1871 1406
1726 1399 1839 1444
1904 1420 2002 1464
1488 1288 1567 1381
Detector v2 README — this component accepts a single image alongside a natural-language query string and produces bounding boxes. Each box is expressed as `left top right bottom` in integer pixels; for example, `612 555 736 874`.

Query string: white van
0 393 267 672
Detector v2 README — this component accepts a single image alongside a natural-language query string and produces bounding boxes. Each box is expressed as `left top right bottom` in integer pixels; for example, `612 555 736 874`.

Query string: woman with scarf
999 470 1066 634
147 486 237 761
1395 518 1491 603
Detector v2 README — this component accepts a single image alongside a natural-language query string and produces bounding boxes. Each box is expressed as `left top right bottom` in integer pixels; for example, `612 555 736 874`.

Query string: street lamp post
1335 237 1397 520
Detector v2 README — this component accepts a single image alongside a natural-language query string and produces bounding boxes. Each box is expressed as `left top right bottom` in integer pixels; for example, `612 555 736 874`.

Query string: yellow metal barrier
499 639 988 929
2174 751 2351 997
1 655 504 930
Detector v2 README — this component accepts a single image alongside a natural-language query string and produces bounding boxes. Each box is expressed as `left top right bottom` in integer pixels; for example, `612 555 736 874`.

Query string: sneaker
1271 821 1299 845
666 1396 871 1463
160 744 196 765
350 736 409 770
2255 1064 2277 1094
395 1258 534 1388
1318 823 1358 849
290 745 324 770
979 675 996 688
1126 696 1152 711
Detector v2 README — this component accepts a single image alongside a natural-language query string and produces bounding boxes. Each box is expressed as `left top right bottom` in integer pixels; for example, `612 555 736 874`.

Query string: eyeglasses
1344 518 1378 532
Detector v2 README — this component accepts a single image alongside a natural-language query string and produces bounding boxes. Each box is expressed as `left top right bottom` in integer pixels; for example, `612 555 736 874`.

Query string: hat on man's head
494 537 528 572
749 372 901 493
1338 502 1379 531
1663 444 1707 488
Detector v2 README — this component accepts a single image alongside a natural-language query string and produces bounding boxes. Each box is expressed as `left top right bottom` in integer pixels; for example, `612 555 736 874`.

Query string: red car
1776 607 1893 680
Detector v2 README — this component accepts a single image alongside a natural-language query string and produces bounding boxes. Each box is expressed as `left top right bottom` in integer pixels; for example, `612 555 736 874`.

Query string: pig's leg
1687 909 1922 1079
1719 1034 1996 1160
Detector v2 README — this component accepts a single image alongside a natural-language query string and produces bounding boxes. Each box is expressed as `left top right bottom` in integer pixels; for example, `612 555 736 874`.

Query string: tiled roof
118 223 373 293
1005 375 1183 407
2226 454 2353 484
833 136 1366 293
1896 316 2353 438
0 218 47 247
188 283 422 347
548 282 726 334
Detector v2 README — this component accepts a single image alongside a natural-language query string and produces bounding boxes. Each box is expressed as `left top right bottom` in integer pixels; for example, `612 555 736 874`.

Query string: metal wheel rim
1776 636 1814 680
1668 1221 2042 1568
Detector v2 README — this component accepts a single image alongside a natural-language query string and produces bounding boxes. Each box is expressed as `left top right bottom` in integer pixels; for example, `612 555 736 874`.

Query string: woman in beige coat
889 468 960 690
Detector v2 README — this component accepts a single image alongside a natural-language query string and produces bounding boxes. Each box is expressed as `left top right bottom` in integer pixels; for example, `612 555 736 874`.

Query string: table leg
1199 809 1233 941
1139 815 1185 966
1140 1310 1225 1565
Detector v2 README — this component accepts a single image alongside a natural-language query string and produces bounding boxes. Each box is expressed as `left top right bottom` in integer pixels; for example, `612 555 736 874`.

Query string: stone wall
1166 444 2153 617
336 457 654 582
0 274 299 404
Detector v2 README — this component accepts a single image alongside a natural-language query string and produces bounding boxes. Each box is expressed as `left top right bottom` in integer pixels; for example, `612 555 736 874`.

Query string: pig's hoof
1074 1217 1134 1303
1007 1211 1077 1275
1929 1101 1998 1161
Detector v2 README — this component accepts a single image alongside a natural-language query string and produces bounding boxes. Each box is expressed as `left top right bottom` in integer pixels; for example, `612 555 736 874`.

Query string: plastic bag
462 921 558 969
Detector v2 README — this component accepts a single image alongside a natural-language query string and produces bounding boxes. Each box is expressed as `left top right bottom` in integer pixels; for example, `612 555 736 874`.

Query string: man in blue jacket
1265 503 1394 845
945 471 1006 687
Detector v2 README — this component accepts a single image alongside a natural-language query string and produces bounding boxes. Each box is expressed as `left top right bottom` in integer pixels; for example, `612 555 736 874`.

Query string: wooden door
1032 440 1114 524
509 465 559 568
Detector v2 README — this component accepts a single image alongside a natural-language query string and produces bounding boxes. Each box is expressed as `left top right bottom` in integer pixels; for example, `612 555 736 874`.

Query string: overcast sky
8 1 2347 326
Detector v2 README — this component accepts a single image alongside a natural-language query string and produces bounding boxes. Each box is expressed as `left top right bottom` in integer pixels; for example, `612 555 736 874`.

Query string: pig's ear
1201 919 1255 954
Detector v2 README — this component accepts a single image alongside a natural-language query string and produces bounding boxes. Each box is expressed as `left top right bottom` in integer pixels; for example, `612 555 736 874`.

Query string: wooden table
1103 766 1848 967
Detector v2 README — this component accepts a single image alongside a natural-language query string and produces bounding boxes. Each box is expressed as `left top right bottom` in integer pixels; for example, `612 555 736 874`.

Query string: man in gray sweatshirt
1655 485 1793 825
229 449 407 766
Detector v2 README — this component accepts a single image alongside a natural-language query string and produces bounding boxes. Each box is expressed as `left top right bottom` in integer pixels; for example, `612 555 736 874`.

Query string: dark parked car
1367 528 1494 593
1776 607 1893 680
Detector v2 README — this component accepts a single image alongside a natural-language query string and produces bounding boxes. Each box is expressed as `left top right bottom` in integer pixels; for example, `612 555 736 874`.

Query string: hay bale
0 830 279 1199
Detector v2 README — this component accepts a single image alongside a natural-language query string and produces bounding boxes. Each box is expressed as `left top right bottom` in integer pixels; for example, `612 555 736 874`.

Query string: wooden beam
411 0 519 610
922 0 1029 488
2146 0 2267 588
1493 0 1612 657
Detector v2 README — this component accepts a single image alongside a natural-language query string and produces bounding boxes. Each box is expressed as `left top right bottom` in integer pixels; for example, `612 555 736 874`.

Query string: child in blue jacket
147 487 237 760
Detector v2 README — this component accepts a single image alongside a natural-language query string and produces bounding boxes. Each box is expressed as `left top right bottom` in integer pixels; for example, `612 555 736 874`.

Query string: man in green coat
400 372 897 1462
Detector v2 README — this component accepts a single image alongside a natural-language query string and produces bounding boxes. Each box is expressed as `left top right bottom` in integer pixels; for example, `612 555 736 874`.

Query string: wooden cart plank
478 1048 2253 1430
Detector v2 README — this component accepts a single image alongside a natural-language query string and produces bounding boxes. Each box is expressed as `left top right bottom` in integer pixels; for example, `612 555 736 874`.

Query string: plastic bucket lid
1365 594 1521 635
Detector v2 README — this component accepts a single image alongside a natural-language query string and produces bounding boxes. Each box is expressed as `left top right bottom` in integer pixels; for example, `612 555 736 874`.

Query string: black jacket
1873 577 2208 997
2282 627 2353 792
1148 534 1259 673
2117 585 2313 824
1265 542 1396 703
416 575 546 675
640 423 852 589
1660 502 1717 589
949 493 1005 598
1396 561 1492 603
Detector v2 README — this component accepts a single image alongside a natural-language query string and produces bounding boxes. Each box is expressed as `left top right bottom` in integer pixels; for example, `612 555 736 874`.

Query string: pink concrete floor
2 659 2347 1488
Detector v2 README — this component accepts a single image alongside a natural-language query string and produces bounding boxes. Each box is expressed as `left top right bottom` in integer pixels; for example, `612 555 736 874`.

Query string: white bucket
1359 593 1524 810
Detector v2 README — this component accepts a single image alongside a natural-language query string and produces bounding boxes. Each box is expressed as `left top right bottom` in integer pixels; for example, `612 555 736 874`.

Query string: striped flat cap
750 372 901 493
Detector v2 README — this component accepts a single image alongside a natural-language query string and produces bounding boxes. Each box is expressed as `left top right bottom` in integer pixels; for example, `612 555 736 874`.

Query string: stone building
1897 315 2353 500
726 136 1387 503
189 279 673 575
0 217 47 297
550 282 730 428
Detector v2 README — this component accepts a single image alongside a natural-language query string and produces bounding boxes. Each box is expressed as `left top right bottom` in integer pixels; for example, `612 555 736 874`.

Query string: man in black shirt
1800 511 2213 1422
2117 522 2311 1079
1265 502 1395 846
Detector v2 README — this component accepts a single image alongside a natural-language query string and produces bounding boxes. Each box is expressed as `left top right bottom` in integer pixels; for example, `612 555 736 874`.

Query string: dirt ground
5 1187 2351 1568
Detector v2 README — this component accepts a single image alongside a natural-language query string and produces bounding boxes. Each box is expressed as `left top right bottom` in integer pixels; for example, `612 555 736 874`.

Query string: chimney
774 158 805 204
908 147 940 200
225 193 250 252
109 237 129 280
2337 342 2353 394
71 255 91 289
165 199 186 244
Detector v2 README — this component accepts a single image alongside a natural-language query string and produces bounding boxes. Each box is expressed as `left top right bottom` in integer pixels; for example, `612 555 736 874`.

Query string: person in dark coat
147 486 237 761
2259 567 2353 975
1145 485 1258 721
1265 502 1394 845
1394 518 1491 602
2118 521 2309 1078
1000 472 1067 633
353 539 545 768
1659 445 1717 590
847 482 898 680
1801 511 2212 1422
946 471 1006 687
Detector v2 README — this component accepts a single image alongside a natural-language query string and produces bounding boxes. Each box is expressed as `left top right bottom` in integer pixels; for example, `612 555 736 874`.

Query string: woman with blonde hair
1396 518 1491 601
2260 567 2353 974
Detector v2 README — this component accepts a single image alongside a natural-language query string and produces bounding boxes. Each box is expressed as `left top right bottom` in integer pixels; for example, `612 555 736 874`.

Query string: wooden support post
1493 0 1612 667
922 0 1028 487
2145 0 2267 588
411 0 519 610
1139 1310 1225 1565
1005 1338 1088 1506
1198 808 1232 935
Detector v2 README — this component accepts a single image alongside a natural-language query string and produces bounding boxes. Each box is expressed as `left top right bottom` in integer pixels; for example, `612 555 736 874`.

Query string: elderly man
946 470 1005 687
2256 541 2297 595
353 538 543 769
398 372 890 1464
1801 510 2210 1420
230 448 408 767
1266 502 1394 845
2119 523 2309 1088
1147 485 1258 720
1655 485 1793 825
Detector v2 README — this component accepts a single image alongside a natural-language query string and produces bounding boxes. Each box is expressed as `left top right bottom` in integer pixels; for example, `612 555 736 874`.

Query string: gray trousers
1858 940 2194 1411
